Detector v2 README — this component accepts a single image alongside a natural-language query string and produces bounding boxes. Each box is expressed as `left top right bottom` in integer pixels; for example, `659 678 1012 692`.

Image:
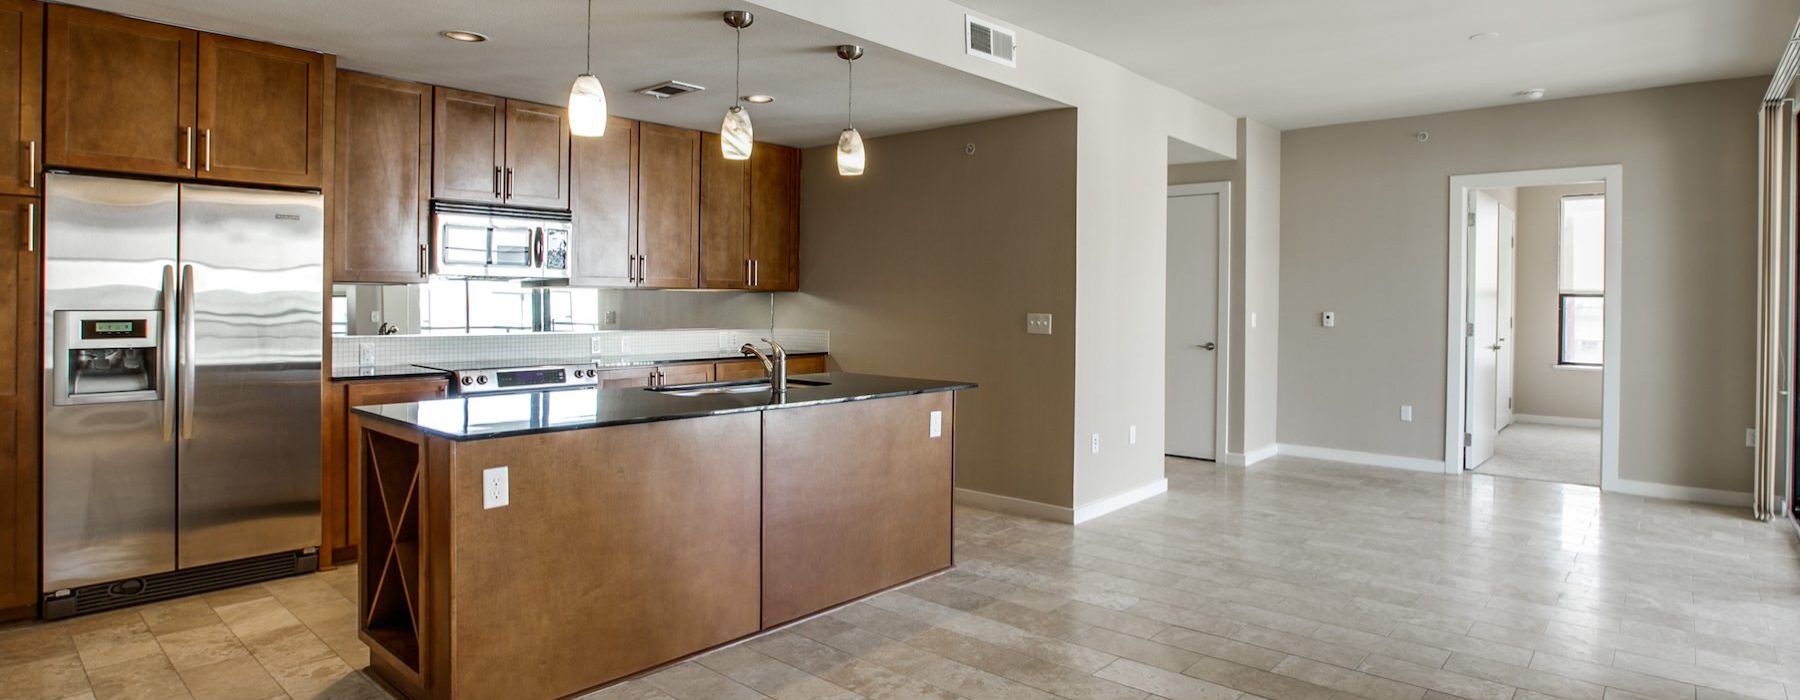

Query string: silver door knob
1489 344 1503 350
1196 342 1216 351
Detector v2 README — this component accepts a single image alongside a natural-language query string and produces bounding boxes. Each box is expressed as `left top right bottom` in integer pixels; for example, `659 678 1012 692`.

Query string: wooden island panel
760 391 954 627
443 412 761 699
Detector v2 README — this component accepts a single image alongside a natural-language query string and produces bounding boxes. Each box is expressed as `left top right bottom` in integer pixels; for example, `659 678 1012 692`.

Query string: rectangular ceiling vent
965 15 1017 67
636 80 706 99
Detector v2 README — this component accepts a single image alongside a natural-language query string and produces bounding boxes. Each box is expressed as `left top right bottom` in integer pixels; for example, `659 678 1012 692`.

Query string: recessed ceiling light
1468 31 1501 41
1518 88 1547 100
439 30 488 43
743 94 775 104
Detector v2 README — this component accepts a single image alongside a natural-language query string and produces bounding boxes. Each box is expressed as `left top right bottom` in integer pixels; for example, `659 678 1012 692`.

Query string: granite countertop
352 372 975 441
332 351 828 381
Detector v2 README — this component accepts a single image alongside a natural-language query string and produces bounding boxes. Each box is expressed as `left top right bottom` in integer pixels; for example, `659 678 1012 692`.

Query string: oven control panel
453 364 599 395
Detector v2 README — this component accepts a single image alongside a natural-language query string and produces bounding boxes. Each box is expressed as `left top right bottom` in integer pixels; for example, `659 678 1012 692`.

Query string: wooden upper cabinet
333 71 430 284
502 100 569 209
45 5 196 178
0 0 40 197
637 123 699 289
748 144 800 291
0 195 38 617
570 116 636 287
196 33 327 188
432 87 504 204
699 132 749 290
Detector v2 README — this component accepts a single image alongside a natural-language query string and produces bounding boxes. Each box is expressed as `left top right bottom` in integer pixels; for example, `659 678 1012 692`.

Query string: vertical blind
1754 100 1793 521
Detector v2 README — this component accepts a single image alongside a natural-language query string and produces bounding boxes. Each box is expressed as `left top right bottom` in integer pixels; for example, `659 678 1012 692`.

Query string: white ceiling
957 0 1800 129
61 0 1062 147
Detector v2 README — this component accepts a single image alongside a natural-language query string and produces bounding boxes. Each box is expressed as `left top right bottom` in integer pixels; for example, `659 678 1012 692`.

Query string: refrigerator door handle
162 264 177 443
179 264 195 441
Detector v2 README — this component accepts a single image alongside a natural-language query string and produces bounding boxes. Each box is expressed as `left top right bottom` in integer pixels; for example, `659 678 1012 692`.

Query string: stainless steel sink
649 378 830 397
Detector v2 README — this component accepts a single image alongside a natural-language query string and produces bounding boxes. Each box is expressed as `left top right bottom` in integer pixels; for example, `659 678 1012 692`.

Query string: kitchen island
350 373 973 700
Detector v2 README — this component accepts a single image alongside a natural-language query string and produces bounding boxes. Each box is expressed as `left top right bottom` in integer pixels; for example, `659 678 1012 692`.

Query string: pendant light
568 0 607 137
720 11 755 160
836 45 865 176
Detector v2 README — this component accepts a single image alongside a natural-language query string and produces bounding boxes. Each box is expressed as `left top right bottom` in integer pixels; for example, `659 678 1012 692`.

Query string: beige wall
1281 77 1762 493
782 110 1079 507
1167 118 1282 459
755 0 1239 510
1513 184 1604 421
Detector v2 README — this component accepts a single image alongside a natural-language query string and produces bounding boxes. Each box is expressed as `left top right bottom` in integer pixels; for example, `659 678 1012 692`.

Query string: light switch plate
1026 313 1053 335
1130 425 1137 445
358 343 375 366
1400 405 1413 422
483 467 509 509
930 411 943 438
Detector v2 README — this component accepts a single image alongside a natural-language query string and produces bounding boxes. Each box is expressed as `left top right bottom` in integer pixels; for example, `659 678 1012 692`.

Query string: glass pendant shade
569 74 608 137
837 127 864 176
721 106 754 160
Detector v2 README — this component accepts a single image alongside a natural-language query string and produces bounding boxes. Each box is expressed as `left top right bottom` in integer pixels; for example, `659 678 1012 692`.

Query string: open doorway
1166 182 1229 461
1466 185 1605 486
1446 166 1622 490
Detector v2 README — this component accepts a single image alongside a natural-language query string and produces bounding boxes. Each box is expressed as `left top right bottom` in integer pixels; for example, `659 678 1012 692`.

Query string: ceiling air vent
636 80 706 99
965 15 1016 67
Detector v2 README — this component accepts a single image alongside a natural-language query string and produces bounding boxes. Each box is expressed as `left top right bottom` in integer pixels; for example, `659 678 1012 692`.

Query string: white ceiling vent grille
965 15 1016 67
636 80 706 99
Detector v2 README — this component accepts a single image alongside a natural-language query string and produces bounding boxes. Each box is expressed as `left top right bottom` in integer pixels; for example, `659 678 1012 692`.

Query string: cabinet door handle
640 254 648 284
202 129 212 172
504 167 513 199
182 127 194 169
752 260 759 288
492 166 501 198
418 244 428 278
26 140 35 188
23 202 33 252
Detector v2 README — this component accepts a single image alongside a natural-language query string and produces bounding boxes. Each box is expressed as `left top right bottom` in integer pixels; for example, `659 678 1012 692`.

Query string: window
1558 194 1605 366
330 294 348 336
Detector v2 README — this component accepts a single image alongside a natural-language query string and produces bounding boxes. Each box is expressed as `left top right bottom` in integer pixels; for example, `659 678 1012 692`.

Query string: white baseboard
1221 444 1278 467
1072 479 1168 524
955 478 1169 525
1607 478 1751 507
1514 414 1602 429
1277 444 1446 473
953 488 1071 522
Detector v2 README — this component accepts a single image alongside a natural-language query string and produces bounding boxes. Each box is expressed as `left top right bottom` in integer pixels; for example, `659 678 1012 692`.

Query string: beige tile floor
5 454 1800 700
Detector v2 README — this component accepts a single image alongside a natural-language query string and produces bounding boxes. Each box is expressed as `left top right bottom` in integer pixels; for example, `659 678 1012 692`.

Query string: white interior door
1467 190 1500 468
1497 202 1517 429
1166 190 1220 460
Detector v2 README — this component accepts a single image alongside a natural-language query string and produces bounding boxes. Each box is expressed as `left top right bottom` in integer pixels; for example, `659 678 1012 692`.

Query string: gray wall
1280 77 1762 493
781 109 1079 507
1514 184 1604 421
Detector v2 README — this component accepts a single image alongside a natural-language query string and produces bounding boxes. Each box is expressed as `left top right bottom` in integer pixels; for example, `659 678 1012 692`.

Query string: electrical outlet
620 337 632 354
604 310 618 325
358 343 375 366
590 336 604 354
1250 312 1258 328
1130 425 1138 445
1091 433 1100 454
1400 405 1413 422
483 466 509 509
1026 313 1053 335
930 411 943 438
1322 311 1336 328
1747 428 1757 448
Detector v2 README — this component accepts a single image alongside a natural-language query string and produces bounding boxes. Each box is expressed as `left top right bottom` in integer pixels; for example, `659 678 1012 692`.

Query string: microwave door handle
179 264 195 441
161 264 177 443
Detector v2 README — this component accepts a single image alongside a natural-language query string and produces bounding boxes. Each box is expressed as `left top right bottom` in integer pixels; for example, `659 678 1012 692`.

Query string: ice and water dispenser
52 310 162 405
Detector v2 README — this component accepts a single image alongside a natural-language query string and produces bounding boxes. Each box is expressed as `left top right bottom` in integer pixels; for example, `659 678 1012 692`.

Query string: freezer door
176 184 323 568
41 174 180 591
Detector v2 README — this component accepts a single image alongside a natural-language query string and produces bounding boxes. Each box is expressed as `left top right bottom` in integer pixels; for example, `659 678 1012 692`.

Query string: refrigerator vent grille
42 550 317 619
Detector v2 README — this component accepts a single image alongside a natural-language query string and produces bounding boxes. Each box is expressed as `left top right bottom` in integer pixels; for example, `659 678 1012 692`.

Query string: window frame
1555 193 1606 368
1556 292 1603 367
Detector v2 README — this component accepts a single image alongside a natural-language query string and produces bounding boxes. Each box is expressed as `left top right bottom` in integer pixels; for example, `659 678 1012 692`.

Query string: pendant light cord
846 59 854 128
584 0 593 73
734 28 742 108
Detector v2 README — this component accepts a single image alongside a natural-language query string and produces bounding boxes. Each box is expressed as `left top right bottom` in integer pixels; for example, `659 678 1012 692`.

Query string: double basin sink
647 378 831 397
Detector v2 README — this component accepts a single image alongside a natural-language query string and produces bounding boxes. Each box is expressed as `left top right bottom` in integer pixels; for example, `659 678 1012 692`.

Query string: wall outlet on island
930 411 942 438
483 467 509 509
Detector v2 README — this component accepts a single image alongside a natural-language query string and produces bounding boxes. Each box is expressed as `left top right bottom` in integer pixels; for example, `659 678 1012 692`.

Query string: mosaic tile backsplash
331 328 830 371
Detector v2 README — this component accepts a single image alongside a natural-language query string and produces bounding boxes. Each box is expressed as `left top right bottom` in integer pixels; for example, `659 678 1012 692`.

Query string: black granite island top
351 372 975 441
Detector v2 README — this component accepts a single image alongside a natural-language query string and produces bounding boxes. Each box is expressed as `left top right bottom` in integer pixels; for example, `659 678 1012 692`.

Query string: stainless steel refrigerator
40 173 322 617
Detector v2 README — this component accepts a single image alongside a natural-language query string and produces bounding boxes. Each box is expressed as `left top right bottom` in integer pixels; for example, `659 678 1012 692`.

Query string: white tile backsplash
333 328 829 370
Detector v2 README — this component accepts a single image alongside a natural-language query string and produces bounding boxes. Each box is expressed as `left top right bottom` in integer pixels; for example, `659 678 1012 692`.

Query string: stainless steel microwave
431 203 571 280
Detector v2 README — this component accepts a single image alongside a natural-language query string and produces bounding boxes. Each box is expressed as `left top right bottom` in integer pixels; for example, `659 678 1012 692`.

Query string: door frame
1444 165 1622 490
1167 181 1231 460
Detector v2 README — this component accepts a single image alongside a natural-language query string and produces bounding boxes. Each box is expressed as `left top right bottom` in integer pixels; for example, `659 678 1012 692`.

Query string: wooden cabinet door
502 100 569 209
570 116 635 287
714 358 764 382
0 197 36 617
596 367 656 388
636 123 699 289
787 354 827 376
432 87 503 204
699 132 749 289
0 0 40 197
657 362 713 387
333 71 430 284
45 5 196 178
749 144 800 291
195 33 326 188
762 392 953 627
343 378 447 559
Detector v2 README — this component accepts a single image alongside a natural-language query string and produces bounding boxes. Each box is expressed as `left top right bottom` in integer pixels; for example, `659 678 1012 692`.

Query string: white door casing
1166 182 1228 460
1498 201 1517 429
1467 190 1500 468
